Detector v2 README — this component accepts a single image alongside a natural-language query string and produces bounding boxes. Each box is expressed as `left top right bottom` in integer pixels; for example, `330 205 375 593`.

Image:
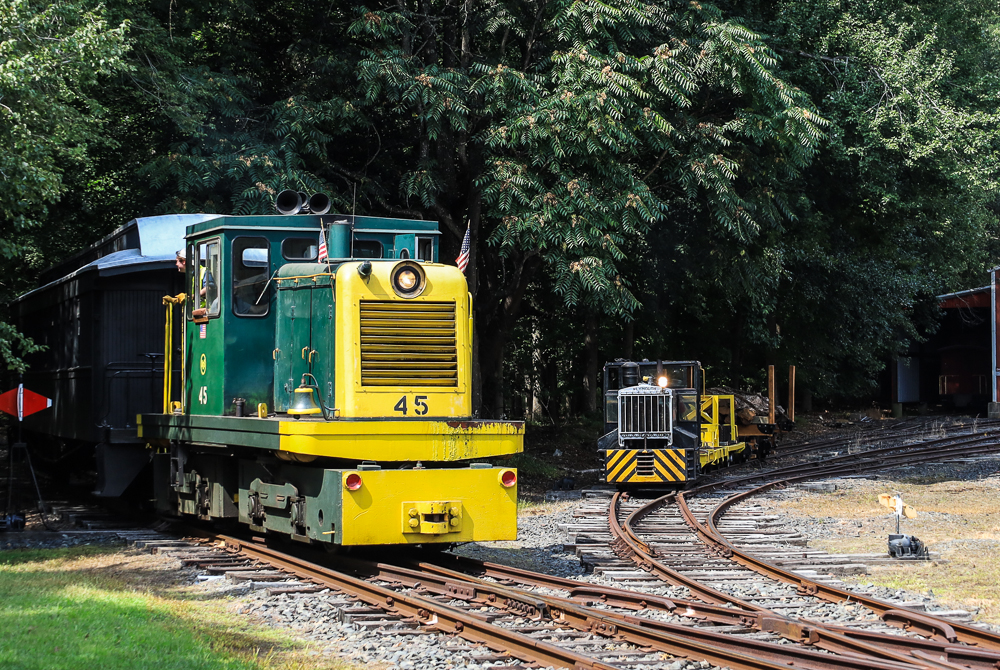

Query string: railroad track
774 416 999 460
122 417 1000 670
151 532 925 670
600 420 1000 669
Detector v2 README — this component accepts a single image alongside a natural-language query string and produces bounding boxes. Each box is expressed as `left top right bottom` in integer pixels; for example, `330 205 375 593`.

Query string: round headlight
397 269 418 291
391 261 426 298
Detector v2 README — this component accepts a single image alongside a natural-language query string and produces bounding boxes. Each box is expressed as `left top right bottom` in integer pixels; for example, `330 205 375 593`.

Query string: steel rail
777 427 982 458
611 492 993 670
749 432 1000 483
410 558 1000 670
338 556 924 670
777 422 922 453
704 433 1000 498
416 554 1000 670
206 534 623 670
411 551 766 626
685 478 1000 652
608 489 744 606
193 532 918 670
675 439 1000 651
607 432 1000 668
775 418 992 457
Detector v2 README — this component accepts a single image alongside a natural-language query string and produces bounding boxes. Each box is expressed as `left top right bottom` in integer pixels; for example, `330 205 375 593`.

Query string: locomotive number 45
394 395 429 416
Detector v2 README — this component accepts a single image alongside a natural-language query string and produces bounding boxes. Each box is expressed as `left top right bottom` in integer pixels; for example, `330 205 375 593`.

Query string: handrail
161 293 186 414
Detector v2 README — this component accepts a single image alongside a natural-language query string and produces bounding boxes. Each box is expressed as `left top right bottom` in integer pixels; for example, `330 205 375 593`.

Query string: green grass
506 452 562 478
0 546 348 670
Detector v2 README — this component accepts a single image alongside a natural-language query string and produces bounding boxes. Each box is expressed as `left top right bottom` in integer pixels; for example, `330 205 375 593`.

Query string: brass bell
288 386 322 416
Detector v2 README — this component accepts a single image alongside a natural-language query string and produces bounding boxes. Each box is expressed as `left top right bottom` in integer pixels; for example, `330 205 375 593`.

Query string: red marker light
345 473 363 491
499 470 517 488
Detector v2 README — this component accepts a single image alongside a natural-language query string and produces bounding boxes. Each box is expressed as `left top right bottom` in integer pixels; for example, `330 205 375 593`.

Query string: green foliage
0 0 127 251
352 0 825 316
3 0 999 408
0 0 126 373
751 0 1000 396
0 322 43 374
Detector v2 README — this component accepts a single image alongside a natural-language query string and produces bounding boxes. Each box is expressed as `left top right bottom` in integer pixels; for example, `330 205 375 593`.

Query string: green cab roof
185 213 439 238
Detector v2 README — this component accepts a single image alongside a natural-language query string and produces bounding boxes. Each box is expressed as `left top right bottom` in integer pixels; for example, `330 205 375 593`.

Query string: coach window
233 237 270 317
194 239 222 317
282 237 318 261
416 237 434 261
354 239 383 258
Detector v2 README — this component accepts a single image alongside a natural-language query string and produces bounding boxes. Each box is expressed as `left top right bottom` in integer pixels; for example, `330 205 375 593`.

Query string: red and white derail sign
0 384 52 422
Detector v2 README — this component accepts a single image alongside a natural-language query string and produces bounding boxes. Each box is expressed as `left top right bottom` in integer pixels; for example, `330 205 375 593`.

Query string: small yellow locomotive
599 360 784 488
138 198 523 547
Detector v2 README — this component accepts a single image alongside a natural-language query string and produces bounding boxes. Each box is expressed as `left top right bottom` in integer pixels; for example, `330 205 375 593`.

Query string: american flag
318 222 328 262
456 226 471 273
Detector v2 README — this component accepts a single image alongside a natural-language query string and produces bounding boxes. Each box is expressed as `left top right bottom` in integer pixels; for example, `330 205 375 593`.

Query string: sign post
0 381 52 531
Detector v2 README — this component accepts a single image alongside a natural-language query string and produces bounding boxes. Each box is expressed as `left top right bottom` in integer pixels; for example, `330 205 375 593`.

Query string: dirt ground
755 455 1000 623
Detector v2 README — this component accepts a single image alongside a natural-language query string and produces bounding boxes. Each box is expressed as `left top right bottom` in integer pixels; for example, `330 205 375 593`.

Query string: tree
0 0 127 371
730 0 1000 397
350 0 825 415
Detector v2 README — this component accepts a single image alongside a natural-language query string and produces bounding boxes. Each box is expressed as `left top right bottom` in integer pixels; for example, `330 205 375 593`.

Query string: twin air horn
275 190 331 216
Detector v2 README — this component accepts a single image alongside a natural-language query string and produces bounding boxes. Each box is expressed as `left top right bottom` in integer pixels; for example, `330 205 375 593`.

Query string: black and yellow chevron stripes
604 448 689 483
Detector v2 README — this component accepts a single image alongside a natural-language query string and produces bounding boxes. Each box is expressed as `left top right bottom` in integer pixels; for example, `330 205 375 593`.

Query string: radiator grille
635 452 656 477
618 387 673 445
360 300 458 387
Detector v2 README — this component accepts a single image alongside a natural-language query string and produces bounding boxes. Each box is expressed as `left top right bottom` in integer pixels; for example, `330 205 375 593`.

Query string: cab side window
354 240 383 258
194 239 222 317
282 237 317 261
233 237 269 317
675 392 698 422
416 237 434 261
185 244 195 320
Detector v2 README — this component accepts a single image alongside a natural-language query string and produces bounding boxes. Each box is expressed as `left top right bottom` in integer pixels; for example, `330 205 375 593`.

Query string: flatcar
599 359 788 488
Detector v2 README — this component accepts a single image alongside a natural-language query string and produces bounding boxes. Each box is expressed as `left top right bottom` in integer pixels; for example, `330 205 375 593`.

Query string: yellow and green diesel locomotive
139 199 522 547
599 360 782 488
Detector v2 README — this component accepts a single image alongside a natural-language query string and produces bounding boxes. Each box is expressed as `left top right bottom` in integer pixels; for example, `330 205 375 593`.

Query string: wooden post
788 365 796 422
768 365 775 425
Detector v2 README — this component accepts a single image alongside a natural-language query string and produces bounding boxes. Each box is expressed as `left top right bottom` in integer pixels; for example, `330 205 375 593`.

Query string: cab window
185 244 195 320
233 237 269 317
282 237 318 261
194 239 222 317
675 392 698 422
354 240 383 258
416 237 434 261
